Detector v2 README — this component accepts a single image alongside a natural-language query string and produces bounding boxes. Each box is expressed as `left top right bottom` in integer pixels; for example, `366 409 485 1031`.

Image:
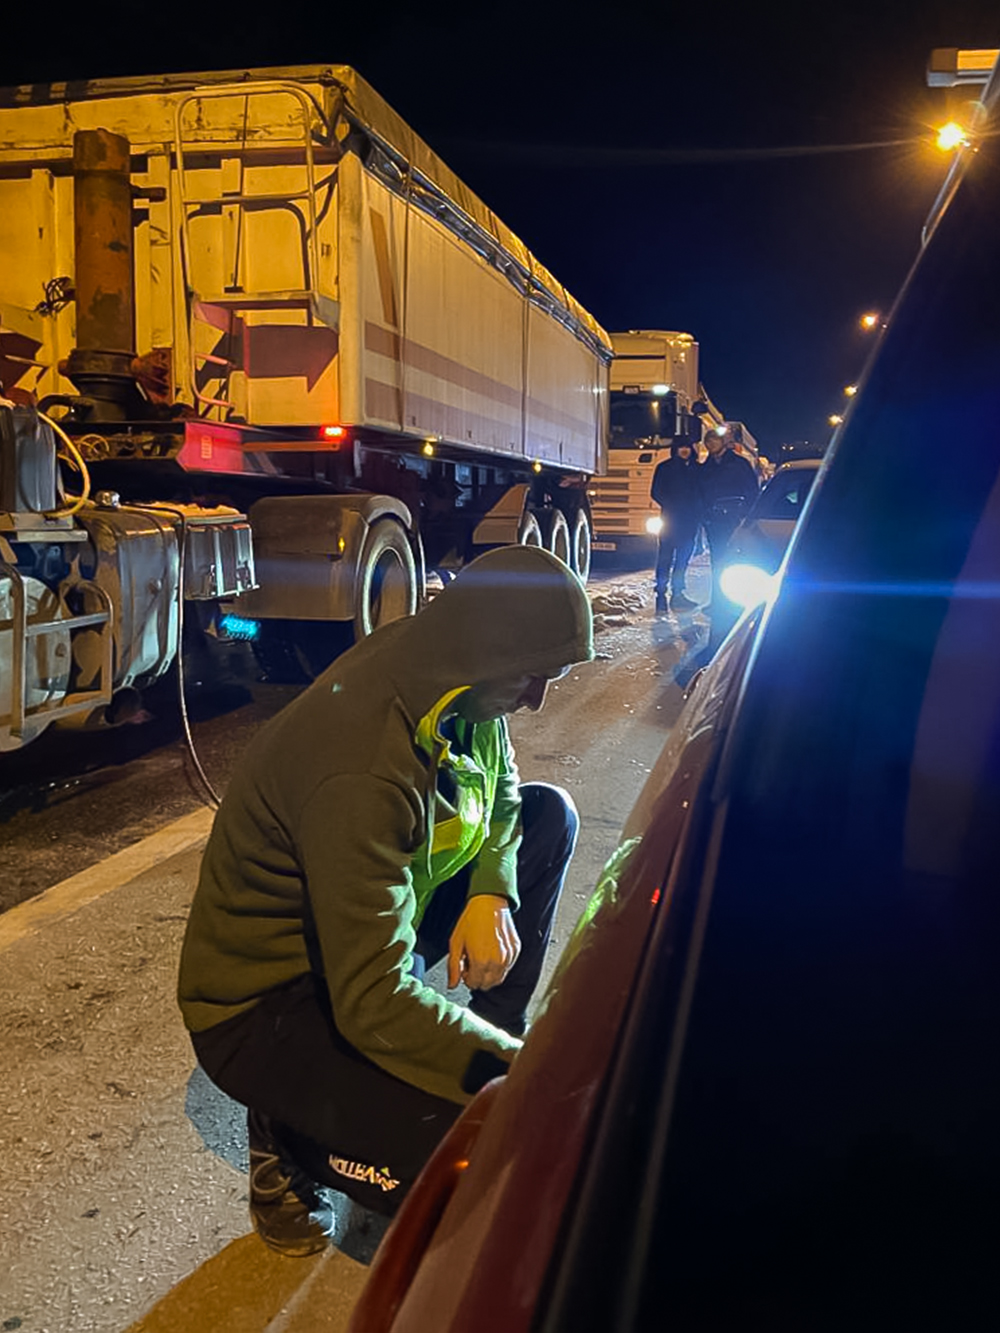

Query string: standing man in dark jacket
650 441 703 612
699 428 760 607
178 545 593 1256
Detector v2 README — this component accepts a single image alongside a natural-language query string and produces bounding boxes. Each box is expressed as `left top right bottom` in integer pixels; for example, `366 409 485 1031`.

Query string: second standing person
699 428 759 609
650 438 704 613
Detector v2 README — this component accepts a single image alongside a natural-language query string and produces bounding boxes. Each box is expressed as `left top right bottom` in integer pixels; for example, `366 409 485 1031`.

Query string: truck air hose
39 411 92 517
132 504 222 811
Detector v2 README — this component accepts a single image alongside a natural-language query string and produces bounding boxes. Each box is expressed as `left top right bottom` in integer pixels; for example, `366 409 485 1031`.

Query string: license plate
592 541 617 551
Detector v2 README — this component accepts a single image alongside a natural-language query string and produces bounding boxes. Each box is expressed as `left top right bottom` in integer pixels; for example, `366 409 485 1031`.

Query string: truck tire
517 511 543 548
570 507 593 583
545 509 572 567
354 519 418 640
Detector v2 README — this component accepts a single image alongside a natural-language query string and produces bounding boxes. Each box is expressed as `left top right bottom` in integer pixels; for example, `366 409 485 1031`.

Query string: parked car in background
717 457 822 611
350 53 1000 1333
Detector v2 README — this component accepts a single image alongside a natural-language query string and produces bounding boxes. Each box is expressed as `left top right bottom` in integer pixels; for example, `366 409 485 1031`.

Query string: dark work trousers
704 513 741 611
654 514 699 599
192 781 578 1216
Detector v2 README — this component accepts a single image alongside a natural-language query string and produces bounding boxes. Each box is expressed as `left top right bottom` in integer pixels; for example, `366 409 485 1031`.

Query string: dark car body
352 60 1000 1333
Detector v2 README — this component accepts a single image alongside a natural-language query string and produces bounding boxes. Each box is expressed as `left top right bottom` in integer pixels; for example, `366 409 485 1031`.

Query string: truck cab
589 331 703 556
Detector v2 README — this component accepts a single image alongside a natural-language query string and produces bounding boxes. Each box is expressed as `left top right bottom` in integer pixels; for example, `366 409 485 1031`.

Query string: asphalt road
0 559 714 1333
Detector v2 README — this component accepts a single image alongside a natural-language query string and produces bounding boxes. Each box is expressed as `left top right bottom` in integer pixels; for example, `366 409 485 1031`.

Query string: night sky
2 1 997 454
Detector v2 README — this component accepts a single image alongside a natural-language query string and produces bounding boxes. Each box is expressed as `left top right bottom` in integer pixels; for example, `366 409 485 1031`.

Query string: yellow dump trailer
0 67 611 749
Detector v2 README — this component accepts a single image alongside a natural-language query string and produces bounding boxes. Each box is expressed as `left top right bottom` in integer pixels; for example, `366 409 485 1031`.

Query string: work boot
670 591 699 611
248 1108 334 1257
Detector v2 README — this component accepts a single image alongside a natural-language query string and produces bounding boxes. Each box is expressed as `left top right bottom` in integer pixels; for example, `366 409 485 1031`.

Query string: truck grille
590 466 659 539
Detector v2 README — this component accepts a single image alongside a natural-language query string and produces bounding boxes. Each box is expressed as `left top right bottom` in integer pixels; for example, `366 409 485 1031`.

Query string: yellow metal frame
0 564 114 738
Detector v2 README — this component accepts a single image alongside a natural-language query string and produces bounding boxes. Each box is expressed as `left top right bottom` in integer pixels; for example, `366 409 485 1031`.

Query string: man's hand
448 894 521 991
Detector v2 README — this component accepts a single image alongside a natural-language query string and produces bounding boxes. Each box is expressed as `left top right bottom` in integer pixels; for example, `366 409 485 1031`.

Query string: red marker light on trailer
651 887 661 906
322 425 346 440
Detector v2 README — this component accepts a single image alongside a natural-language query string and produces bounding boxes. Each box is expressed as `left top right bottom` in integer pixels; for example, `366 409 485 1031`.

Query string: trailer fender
239 493 420 622
471 483 532 547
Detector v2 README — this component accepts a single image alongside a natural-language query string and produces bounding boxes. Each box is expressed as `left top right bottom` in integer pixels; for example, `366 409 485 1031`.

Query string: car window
636 112 1000 1331
751 467 817 521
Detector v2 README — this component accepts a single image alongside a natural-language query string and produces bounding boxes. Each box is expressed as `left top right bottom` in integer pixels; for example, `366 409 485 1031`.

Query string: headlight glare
719 562 775 608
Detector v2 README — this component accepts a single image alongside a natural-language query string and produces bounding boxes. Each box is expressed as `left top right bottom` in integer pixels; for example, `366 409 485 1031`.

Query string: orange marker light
322 425 346 440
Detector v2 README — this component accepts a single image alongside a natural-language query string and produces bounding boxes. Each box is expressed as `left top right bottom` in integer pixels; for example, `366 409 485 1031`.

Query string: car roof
771 458 822 474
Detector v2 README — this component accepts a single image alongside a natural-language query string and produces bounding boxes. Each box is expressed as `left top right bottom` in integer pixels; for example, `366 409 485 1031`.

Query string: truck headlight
719 562 774 608
645 515 664 535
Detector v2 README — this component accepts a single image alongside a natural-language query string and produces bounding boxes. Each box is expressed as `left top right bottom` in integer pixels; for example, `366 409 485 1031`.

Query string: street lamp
936 121 969 151
829 413 844 426
860 312 879 331
843 384 858 397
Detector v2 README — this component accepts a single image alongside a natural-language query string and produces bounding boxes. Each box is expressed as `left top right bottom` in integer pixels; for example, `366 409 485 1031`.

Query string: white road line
0 806 216 954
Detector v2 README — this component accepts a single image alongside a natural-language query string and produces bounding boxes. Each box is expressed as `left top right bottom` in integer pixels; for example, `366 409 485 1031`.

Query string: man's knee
519 782 579 861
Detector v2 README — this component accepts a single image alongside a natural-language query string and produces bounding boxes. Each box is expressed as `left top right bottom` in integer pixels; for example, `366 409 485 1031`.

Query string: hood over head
342 545 594 721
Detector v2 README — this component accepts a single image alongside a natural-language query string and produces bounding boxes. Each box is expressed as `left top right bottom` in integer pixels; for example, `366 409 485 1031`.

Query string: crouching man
177 545 593 1255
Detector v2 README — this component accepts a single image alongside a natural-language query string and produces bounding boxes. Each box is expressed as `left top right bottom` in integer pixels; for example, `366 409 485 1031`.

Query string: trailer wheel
545 509 572 567
517 511 543 548
355 519 418 640
570 507 593 583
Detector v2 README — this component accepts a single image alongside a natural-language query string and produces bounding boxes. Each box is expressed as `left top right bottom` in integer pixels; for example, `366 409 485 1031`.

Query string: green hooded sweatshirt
177 545 594 1106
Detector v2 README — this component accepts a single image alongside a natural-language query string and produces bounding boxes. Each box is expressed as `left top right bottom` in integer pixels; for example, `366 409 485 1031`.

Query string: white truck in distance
588 330 762 558
589 330 704 556
0 65 611 752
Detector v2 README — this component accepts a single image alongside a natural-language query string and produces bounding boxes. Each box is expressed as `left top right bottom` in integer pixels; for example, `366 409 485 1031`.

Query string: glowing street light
829 413 844 426
860 312 880 331
843 384 858 397
936 121 969 151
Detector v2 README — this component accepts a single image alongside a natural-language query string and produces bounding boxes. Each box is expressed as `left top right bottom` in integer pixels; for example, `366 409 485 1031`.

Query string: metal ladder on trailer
171 82 336 412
